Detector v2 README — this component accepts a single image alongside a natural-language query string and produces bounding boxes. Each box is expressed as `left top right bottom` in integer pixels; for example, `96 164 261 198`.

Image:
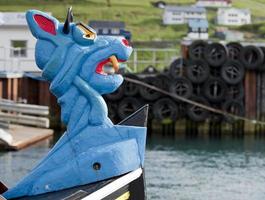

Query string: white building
217 8 251 26
187 19 209 40
0 12 38 73
196 0 232 8
163 6 207 25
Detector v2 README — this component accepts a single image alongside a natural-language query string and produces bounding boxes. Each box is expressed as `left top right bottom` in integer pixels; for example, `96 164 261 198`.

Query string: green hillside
0 0 265 42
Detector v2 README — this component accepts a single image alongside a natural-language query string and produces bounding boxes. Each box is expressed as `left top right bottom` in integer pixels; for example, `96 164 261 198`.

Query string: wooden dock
0 125 53 151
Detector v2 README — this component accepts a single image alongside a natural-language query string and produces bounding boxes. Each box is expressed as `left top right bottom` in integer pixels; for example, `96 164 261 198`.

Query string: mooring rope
124 77 265 126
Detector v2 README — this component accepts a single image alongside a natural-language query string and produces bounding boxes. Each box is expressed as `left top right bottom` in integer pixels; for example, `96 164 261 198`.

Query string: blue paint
3 10 147 199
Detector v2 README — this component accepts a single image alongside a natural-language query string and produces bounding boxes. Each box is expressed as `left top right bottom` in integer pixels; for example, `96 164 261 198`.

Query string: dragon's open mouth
96 55 126 75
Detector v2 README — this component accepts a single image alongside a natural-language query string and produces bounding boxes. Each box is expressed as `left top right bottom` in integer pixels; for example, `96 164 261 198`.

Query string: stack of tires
105 40 265 124
183 41 246 122
185 40 265 122
104 65 181 123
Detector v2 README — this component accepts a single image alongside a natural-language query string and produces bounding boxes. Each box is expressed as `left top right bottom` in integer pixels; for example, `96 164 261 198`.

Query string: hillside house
217 8 251 26
215 27 244 41
163 6 206 25
0 12 38 73
196 0 232 8
89 20 131 40
187 19 209 40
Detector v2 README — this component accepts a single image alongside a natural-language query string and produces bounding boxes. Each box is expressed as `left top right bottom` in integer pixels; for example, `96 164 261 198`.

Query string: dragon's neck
42 44 112 134
57 75 111 134
73 75 110 126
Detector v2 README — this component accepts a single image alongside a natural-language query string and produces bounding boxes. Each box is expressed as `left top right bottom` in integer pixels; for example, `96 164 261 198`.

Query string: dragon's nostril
122 39 130 47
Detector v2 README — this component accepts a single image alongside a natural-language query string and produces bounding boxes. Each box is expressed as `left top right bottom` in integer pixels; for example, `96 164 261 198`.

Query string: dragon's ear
26 10 59 39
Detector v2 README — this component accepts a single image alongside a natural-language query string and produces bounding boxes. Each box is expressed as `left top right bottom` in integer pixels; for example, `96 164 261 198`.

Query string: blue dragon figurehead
3 8 147 199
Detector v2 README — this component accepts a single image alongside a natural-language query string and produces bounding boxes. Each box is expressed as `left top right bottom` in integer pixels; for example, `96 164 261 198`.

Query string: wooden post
39 81 50 106
181 44 189 59
2 79 6 99
244 71 257 132
17 78 23 101
27 78 40 104
2 78 10 100
245 71 257 118
0 79 3 98
260 72 265 132
260 72 264 122
7 78 12 100
256 73 262 133
257 73 261 120
11 78 18 101
20 77 29 102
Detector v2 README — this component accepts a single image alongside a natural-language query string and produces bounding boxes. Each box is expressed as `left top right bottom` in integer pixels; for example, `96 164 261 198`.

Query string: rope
124 77 265 126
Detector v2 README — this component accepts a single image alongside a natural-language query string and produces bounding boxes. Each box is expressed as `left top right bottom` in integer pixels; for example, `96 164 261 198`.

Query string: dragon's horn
63 7 73 34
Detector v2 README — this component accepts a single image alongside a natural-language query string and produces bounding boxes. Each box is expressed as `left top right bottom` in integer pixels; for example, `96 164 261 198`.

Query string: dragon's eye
76 22 96 40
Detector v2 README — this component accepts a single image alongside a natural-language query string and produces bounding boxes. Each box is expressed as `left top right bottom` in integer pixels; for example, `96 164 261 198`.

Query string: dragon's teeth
103 65 115 74
109 55 119 72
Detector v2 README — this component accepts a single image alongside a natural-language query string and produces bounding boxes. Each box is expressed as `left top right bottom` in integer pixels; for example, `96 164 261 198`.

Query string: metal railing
0 46 179 73
127 48 179 72
0 99 50 128
0 46 36 72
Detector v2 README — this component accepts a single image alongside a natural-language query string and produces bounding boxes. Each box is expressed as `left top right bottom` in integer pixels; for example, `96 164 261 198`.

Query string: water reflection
0 133 265 200
145 133 265 200
0 141 51 187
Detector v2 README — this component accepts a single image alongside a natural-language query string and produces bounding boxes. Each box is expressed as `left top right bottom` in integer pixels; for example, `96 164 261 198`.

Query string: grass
233 0 265 19
0 0 264 42
1 0 265 72
0 0 192 43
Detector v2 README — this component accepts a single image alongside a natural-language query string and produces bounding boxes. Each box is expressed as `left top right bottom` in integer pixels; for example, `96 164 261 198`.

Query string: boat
1 8 148 200
1 105 148 200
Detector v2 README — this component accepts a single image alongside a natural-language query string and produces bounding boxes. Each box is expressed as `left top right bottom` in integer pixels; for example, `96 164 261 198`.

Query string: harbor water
1 133 265 200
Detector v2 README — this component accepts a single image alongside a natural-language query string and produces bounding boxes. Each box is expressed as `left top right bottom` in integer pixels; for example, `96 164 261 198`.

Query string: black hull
9 105 149 200
13 168 145 200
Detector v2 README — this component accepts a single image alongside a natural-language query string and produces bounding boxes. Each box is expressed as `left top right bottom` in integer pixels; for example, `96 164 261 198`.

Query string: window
173 18 181 21
173 12 180 16
200 28 207 32
111 28 120 34
102 28 109 34
10 40 27 57
228 13 236 17
228 19 239 23
192 28 198 32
